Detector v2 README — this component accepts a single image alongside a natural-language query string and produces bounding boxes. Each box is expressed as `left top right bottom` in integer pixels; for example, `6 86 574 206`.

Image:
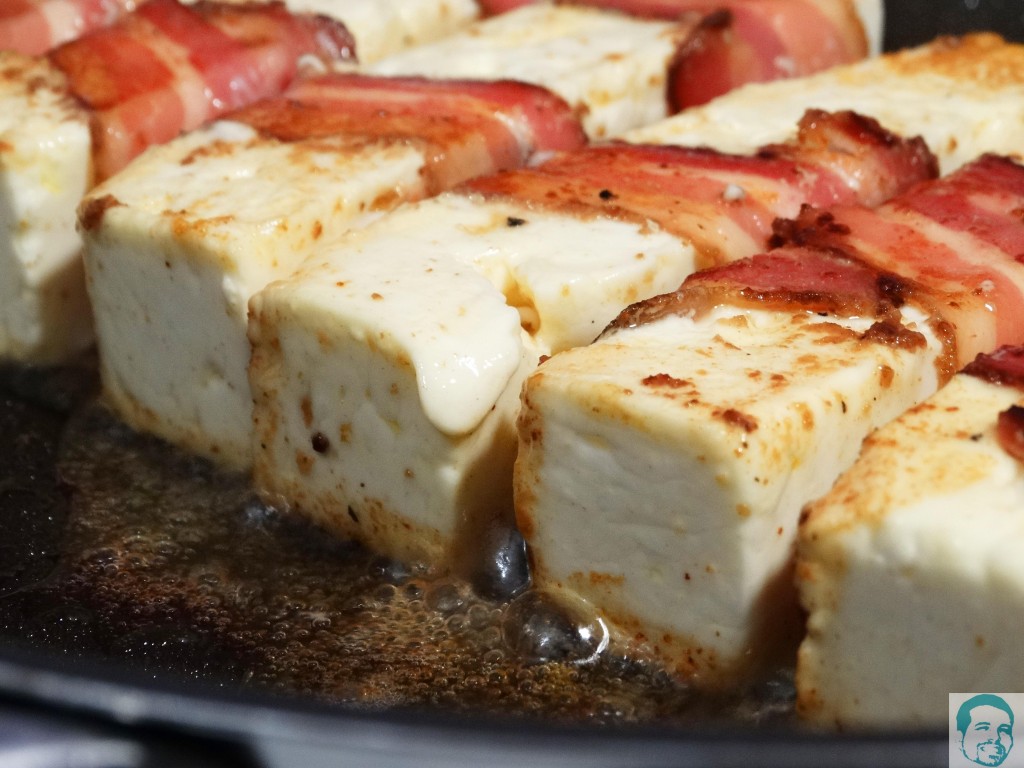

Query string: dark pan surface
883 0 1024 49
0 368 804 745
0 3 1019 764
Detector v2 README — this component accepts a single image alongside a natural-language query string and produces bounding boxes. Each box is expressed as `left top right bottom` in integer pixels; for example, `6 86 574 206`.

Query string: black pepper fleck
599 189 616 201
311 432 330 453
506 216 526 227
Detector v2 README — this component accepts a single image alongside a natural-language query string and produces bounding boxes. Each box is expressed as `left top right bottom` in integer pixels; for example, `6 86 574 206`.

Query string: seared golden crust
882 33 1024 87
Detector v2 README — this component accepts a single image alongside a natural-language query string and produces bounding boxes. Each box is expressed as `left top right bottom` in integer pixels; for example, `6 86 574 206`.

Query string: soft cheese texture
303 0 481 63
627 34 1024 173
516 305 945 685
0 52 92 363
367 4 689 138
797 372 1024 728
81 119 450 467
211 0 481 63
249 193 695 564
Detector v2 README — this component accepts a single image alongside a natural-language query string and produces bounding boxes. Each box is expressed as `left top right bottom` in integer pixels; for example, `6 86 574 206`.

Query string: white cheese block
367 4 689 139
81 119 433 467
306 0 481 63
515 305 945 685
797 372 1024 729
625 33 1024 174
0 52 93 364
249 193 695 565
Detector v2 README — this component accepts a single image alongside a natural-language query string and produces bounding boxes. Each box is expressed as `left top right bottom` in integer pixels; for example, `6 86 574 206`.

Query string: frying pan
2 3 1022 766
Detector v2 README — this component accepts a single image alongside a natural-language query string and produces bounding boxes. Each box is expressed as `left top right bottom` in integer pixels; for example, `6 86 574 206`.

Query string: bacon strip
228 74 586 194
476 0 870 108
663 0 869 108
610 155 1024 382
964 346 1024 462
964 346 1024 390
773 155 1024 366
602 246 935 368
0 0 133 56
669 247 907 318
476 0 534 12
463 110 936 269
48 0 356 181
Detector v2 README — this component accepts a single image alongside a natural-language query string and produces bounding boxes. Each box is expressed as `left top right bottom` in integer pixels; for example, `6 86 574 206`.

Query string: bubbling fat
0 380 798 724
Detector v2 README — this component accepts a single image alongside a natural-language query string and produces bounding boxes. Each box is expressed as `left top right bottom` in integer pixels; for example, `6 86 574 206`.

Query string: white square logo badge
951 693 1024 768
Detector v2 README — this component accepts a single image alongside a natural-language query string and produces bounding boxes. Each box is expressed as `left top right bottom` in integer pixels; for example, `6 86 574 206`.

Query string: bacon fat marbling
463 110 936 269
228 73 586 195
48 0 356 181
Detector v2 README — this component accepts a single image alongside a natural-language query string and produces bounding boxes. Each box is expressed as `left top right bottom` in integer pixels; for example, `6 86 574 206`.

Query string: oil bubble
424 581 466 615
470 525 529 601
501 592 609 666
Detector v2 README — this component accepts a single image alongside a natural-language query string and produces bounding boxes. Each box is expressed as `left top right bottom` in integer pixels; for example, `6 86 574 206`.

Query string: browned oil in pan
0 364 798 731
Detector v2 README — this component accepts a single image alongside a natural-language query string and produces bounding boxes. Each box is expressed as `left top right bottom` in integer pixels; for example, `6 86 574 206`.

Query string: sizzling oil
0 376 795 728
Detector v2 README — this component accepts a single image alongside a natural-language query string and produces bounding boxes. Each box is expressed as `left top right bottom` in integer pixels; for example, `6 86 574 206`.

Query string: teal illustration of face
961 704 1014 767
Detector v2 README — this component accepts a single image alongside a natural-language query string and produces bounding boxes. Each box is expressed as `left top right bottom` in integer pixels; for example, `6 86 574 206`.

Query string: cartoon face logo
957 694 1015 767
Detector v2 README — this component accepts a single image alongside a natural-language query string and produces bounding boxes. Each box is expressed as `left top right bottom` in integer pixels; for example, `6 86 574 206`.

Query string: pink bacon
476 0 869 108
227 73 586 195
772 154 1024 368
48 0 355 181
660 0 869 108
613 155 1024 383
462 110 936 269
0 0 133 56
965 345 1024 390
964 346 1024 462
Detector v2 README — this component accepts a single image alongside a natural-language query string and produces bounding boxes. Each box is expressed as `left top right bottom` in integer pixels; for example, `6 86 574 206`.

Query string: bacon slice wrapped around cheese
515 154 1024 688
464 109 936 275
227 73 586 196
0 0 134 56
769 154 1024 369
797 342 1024 728
49 0 356 180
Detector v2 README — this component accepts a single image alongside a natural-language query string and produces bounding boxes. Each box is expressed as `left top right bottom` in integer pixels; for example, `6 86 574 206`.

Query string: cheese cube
80 118 441 467
249 193 694 565
797 372 1024 728
300 0 481 63
0 52 92 364
515 305 945 685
